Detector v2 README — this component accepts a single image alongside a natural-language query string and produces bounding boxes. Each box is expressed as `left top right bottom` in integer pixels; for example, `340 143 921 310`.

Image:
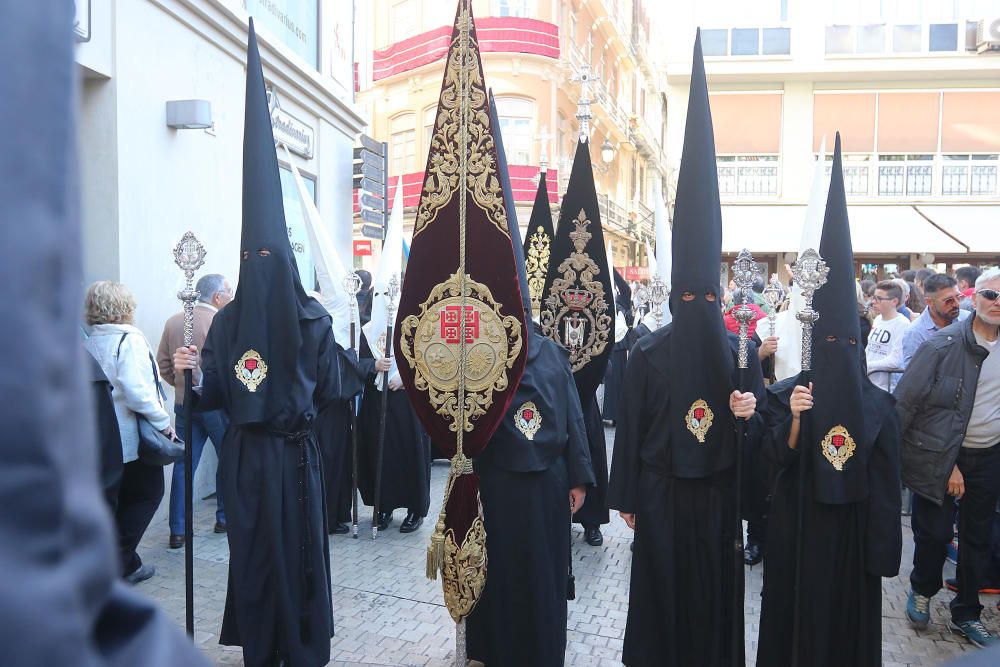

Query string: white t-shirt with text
865 314 911 391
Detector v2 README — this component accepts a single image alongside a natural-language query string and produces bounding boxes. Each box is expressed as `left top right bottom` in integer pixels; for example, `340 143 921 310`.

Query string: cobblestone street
137 428 989 666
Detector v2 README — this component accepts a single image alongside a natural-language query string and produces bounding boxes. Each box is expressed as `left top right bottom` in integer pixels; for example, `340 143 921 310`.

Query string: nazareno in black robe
196 314 364 667
607 327 766 667
602 319 637 423
467 334 595 666
316 397 354 527
356 329 431 518
756 377 901 667
573 395 610 527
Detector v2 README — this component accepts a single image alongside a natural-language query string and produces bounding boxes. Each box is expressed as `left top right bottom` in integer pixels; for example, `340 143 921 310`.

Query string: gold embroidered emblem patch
398 271 523 434
686 399 713 443
514 401 542 440
235 349 268 392
821 425 856 471
539 210 612 372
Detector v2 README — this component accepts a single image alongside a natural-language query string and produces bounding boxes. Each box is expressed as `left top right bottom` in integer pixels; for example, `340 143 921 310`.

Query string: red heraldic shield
393 0 528 624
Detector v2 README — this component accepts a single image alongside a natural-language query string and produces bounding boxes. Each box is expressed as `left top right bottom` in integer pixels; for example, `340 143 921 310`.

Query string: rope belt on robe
253 426 315 643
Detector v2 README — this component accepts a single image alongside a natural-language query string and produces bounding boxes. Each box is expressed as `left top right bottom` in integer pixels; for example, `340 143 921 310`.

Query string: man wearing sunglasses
895 268 1000 647
900 273 971 369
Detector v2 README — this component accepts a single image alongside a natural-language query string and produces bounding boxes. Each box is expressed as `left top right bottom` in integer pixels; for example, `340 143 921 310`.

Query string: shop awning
721 204 969 255
913 205 1000 255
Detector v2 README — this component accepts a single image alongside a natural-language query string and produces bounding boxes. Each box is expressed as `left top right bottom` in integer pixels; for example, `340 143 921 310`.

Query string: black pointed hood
666 30 736 477
809 132 868 504
539 138 614 402
525 168 555 317
224 18 327 426
489 91 532 322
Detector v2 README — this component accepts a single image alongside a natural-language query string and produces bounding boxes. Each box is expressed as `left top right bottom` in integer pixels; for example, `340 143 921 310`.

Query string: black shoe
124 564 155 585
377 511 393 531
168 534 184 549
743 542 763 566
330 523 350 535
584 525 603 546
400 513 423 533
214 521 227 534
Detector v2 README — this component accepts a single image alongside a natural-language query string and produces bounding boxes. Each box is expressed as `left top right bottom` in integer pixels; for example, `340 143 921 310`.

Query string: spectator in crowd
897 268 1000 647
907 281 925 315
901 269 917 282
900 274 971 368
866 280 911 392
87 353 124 511
858 281 873 347
892 278 916 321
916 268 936 293
156 273 232 549
957 266 983 312
84 281 175 584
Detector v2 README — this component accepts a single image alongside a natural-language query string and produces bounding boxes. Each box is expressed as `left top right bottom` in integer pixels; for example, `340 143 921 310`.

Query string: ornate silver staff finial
536 126 553 173
571 63 595 142
762 273 783 338
386 273 401 321
634 282 650 319
790 248 830 372
731 249 761 370
647 274 671 331
343 271 363 333
173 232 207 347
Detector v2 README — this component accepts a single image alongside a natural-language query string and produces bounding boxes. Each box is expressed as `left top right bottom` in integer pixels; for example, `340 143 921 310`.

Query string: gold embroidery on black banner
526 226 551 315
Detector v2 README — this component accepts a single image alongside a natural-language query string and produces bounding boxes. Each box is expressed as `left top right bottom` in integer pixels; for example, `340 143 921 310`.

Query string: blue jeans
169 405 228 535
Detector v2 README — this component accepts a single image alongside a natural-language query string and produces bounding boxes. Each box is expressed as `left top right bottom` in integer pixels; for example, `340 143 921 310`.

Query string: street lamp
601 139 615 164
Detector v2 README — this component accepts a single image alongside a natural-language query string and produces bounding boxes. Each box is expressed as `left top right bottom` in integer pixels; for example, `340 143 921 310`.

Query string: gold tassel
426 509 447 580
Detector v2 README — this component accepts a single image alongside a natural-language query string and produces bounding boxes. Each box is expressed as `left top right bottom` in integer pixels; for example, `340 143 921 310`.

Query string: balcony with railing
824 154 1000 199
717 156 780 198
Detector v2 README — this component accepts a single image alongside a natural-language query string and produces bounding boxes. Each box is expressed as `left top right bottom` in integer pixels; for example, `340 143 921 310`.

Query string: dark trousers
168 405 227 535
115 459 164 576
911 444 1000 622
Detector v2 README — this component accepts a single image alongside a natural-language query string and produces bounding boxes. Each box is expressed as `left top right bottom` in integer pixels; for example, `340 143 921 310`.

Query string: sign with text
353 240 373 256
245 0 318 68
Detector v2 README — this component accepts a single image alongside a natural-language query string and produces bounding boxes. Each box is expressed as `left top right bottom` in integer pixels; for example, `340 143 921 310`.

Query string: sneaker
950 619 999 648
944 577 1000 595
906 589 931 630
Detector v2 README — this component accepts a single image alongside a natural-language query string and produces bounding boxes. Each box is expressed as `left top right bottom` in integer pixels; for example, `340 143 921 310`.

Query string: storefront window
278 166 316 289
245 0 318 69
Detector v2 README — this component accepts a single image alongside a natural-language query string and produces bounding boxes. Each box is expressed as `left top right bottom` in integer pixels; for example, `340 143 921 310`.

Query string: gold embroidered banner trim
526 226 551 315
398 271 523 434
442 514 487 623
413 9 508 240
539 209 611 372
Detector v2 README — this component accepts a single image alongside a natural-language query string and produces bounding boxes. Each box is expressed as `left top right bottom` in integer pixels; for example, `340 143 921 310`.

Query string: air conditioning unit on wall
976 17 1000 53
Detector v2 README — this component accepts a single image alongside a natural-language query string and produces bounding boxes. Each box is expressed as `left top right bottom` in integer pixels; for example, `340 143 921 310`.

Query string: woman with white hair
83 280 174 584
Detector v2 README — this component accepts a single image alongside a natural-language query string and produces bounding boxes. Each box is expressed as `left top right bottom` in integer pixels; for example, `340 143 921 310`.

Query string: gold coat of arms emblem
686 399 713 443
235 349 268 392
514 401 542 440
821 424 857 471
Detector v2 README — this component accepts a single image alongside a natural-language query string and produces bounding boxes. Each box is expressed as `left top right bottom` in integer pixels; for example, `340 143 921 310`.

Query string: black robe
602 326 636 423
316 398 354 526
607 327 766 667
357 333 431 517
197 315 363 667
756 378 901 667
573 396 610 527
467 335 595 666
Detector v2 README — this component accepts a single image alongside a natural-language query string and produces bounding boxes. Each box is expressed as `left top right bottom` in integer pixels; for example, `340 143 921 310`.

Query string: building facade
76 0 362 342
663 0 1000 282
354 0 667 277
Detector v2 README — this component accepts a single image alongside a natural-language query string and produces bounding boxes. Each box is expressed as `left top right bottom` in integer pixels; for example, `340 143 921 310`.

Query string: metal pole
730 249 759 666
172 232 206 639
372 274 400 539
343 272 363 538
788 248 829 667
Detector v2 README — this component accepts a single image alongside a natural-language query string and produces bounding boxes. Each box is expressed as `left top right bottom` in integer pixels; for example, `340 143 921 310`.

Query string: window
389 113 416 174
731 28 760 55
929 22 958 51
878 154 933 197
893 24 922 51
497 0 531 17
857 24 886 52
495 97 534 164
826 25 854 53
702 29 728 56
717 155 779 197
278 166 316 288
942 154 999 196
762 27 791 54
391 0 417 43
423 106 437 155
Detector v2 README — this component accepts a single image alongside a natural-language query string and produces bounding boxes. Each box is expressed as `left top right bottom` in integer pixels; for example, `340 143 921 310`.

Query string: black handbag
117 333 184 466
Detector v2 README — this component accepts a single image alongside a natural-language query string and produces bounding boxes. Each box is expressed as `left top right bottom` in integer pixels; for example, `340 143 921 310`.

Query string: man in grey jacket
896 268 1000 648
